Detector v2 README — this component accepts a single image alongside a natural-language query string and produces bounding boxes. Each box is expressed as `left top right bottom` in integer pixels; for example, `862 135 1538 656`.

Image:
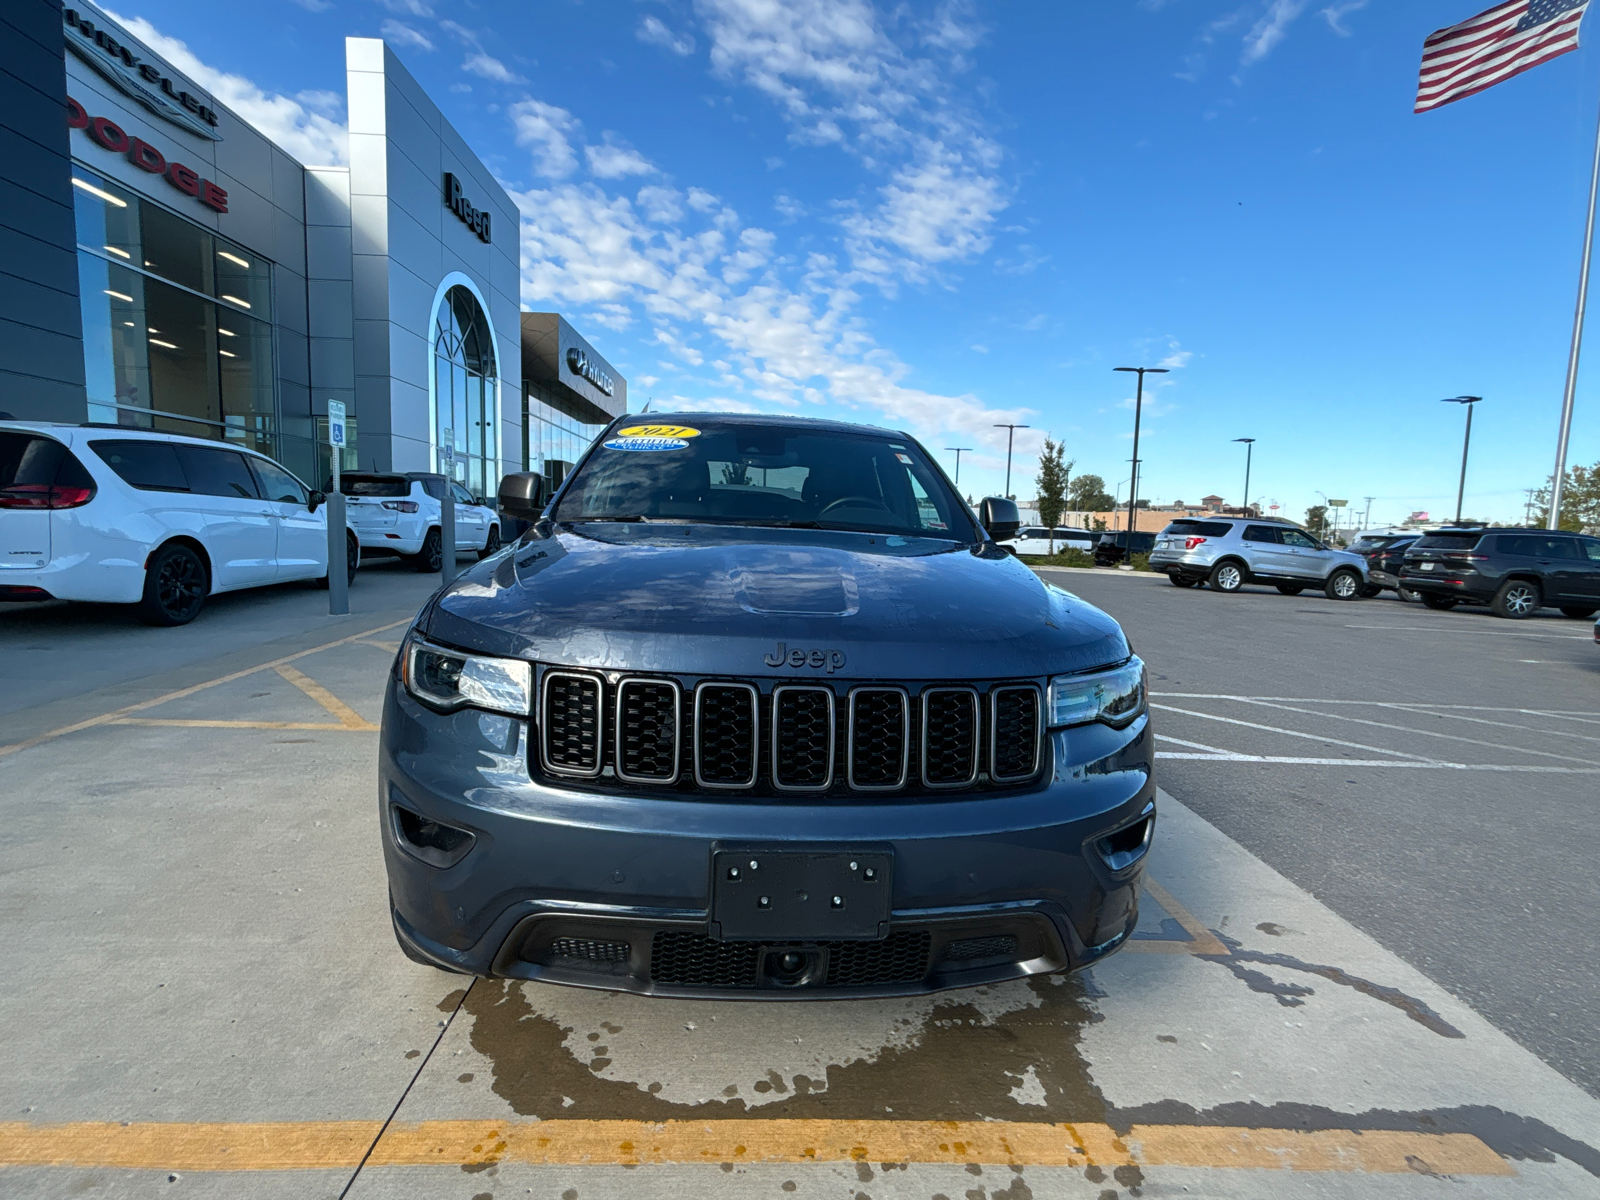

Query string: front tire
1421 593 1458 610
1276 584 1304 595
477 524 502 561
1325 568 1362 601
1560 605 1599 619
1208 561 1245 593
414 527 443 573
137 543 208 626
1491 579 1541 619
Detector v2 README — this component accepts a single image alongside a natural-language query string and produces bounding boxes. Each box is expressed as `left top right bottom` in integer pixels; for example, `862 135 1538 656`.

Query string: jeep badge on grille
764 643 847 674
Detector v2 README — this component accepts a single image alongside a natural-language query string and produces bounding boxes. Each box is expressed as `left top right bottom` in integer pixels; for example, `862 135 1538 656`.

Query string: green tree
1304 505 1329 538
1035 438 1072 535
1068 473 1115 512
1534 461 1600 532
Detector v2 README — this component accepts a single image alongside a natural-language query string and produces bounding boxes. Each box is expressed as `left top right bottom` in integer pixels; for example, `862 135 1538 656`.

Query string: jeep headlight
1047 656 1145 729
402 634 531 716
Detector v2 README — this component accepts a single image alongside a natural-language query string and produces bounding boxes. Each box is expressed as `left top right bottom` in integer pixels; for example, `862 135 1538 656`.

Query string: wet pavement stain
1197 932 1465 1037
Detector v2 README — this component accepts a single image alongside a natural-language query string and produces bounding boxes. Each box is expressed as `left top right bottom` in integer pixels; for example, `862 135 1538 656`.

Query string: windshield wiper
570 515 650 523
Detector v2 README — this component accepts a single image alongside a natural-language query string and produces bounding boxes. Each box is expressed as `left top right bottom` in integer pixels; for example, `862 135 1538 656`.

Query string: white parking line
1155 695 1600 719
1182 696 1600 768
1156 753 1600 772
1341 623 1594 641
1151 703 1439 762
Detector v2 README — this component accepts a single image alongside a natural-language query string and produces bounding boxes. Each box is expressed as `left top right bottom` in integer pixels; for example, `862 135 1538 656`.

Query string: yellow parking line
274 664 379 731
0 1120 1512 1175
0 620 406 760
111 719 355 732
1127 878 1229 956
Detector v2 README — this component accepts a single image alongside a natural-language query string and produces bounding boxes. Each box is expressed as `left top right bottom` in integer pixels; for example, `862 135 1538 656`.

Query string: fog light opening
1096 813 1153 872
392 804 476 869
758 946 825 988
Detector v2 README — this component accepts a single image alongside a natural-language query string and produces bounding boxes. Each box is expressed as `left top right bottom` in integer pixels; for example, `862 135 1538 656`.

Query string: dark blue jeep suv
380 415 1155 998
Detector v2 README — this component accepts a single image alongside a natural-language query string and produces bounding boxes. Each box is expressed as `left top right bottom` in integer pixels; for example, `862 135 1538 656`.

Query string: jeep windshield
552 420 976 538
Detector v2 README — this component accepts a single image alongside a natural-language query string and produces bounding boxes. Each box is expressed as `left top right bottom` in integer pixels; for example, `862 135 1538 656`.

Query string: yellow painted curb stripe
0 619 408 759
0 1121 1513 1175
274 664 379 730
110 719 360 731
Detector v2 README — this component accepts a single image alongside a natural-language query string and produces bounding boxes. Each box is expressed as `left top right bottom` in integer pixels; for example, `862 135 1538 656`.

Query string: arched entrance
432 285 497 498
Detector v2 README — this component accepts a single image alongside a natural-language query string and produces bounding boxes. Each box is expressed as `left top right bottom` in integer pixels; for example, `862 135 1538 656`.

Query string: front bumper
380 679 1156 998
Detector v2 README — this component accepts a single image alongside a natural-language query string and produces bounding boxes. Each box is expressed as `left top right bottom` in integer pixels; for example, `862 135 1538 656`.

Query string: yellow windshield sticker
618 424 700 439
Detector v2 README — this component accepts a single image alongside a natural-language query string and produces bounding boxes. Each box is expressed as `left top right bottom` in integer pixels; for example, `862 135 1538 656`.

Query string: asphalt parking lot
2 563 1598 1198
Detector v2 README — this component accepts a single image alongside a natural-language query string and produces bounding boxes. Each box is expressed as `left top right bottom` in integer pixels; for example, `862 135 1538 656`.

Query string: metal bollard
326 490 349 615
440 488 456 583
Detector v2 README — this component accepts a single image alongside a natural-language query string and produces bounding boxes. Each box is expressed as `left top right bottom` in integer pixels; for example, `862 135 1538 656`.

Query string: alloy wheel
158 555 204 617
1331 572 1357 599
1505 585 1536 616
1216 565 1241 591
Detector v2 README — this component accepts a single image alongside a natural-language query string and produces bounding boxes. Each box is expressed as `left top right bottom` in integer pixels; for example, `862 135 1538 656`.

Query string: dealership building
2 0 624 495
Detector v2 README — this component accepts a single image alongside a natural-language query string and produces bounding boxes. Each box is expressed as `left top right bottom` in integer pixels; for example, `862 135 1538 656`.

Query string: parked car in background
1 421 357 626
1001 526 1097 557
1399 527 1600 619
1093 530 1157 567
1349 532 1420 601
1148 518 1371 599
331 472 502 572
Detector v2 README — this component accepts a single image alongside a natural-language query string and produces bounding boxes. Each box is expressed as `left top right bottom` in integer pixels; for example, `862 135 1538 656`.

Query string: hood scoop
735 566 860 617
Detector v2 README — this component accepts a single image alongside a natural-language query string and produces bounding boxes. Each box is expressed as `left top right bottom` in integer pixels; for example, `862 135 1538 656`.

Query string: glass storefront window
432 286 497 500
523 381 608 489
71 166 277 457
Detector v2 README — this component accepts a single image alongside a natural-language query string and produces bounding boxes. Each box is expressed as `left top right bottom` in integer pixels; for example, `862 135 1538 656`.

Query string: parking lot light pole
1441 396 1482 524
1232 438 1255 515
945 447 973 488
1114 367 1168 537
992 425 1029 498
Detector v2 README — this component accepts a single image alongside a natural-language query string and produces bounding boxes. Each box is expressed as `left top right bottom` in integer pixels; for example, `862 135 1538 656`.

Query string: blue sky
107 0 1600 526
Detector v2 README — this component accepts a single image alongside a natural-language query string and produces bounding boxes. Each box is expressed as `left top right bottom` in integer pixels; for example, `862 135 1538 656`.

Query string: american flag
1416 0 1591 113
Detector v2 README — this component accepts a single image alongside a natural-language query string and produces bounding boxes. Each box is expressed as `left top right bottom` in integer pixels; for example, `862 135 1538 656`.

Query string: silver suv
1148 518 1372 600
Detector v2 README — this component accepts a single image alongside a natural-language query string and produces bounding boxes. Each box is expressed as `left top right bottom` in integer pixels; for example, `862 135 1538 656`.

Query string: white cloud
636 185 685 224
463 52 522 83
773 193 805 222
844 155 1005 270
380 20 434 53
586 137 656 179
377 0 432 14
1320 0 1368 36
971 344 989 354
289 0 332 12
1020 314 1047 332
638 15 697 56
1241 0 1307 66
687 187 721 213
511 99 582 178
1158 342 1194 369
106 9 348 165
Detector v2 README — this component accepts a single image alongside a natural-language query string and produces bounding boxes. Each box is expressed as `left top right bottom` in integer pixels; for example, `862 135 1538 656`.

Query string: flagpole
1550 83 1600 530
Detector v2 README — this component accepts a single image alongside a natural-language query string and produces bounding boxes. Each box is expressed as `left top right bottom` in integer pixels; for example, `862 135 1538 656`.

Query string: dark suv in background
1350 532 1419 601
1400 528 1600 618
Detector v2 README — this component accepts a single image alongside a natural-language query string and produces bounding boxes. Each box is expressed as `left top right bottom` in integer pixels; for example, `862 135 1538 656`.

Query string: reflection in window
433 286 497 500
71 166 277 458
523 380 607 492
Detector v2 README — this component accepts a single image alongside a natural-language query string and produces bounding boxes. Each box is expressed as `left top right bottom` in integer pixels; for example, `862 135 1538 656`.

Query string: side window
907 472 948 531
249 457 309 505
1498 535 1536 557
1280 530 1318 549
1583 538 1600 563
175 446 260 499
89 440 189 492
1242 525 1279 543
451 482 475 505
417 477 448 501
1540 537 1580 560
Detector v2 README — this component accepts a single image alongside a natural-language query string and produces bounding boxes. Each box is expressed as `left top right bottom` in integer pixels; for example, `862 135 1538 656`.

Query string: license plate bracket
711 846 893 941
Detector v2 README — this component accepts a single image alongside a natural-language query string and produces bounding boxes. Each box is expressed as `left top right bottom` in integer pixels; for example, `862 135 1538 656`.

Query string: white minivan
0 421 358 626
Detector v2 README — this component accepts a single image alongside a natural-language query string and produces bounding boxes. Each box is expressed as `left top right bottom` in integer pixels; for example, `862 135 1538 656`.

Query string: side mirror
497 471 548 520
979 497 1020 543
308 490 326 514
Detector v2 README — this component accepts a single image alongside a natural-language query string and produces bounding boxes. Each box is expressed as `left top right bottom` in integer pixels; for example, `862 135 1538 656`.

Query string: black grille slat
922 688 979 787
849 689 908 789
825 932 931 986
651 931 762 988
991 686 1042 783
942 934 1018 963
617 679 679 783
542 672 602 776
772 686 834 790
695 683 758 788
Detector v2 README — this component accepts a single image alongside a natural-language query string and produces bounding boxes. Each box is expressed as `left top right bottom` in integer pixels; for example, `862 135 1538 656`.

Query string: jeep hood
424 525 1131 681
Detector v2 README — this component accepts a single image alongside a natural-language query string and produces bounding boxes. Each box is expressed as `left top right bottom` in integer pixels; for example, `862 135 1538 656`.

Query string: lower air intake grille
549 937 631 964
648 931 932 990
694 683 758 788
542 672 602 776
991 685 1042 783
941 934 1018 963
922 688 979 787
617 679 679 783
772 686 834 790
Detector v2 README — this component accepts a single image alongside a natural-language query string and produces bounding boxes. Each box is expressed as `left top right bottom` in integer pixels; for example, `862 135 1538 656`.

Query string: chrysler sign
63 8 222 142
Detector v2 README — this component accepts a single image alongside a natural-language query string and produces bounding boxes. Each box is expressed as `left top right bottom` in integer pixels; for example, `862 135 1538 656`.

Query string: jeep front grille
534 671 1045 796
541 671 602 777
